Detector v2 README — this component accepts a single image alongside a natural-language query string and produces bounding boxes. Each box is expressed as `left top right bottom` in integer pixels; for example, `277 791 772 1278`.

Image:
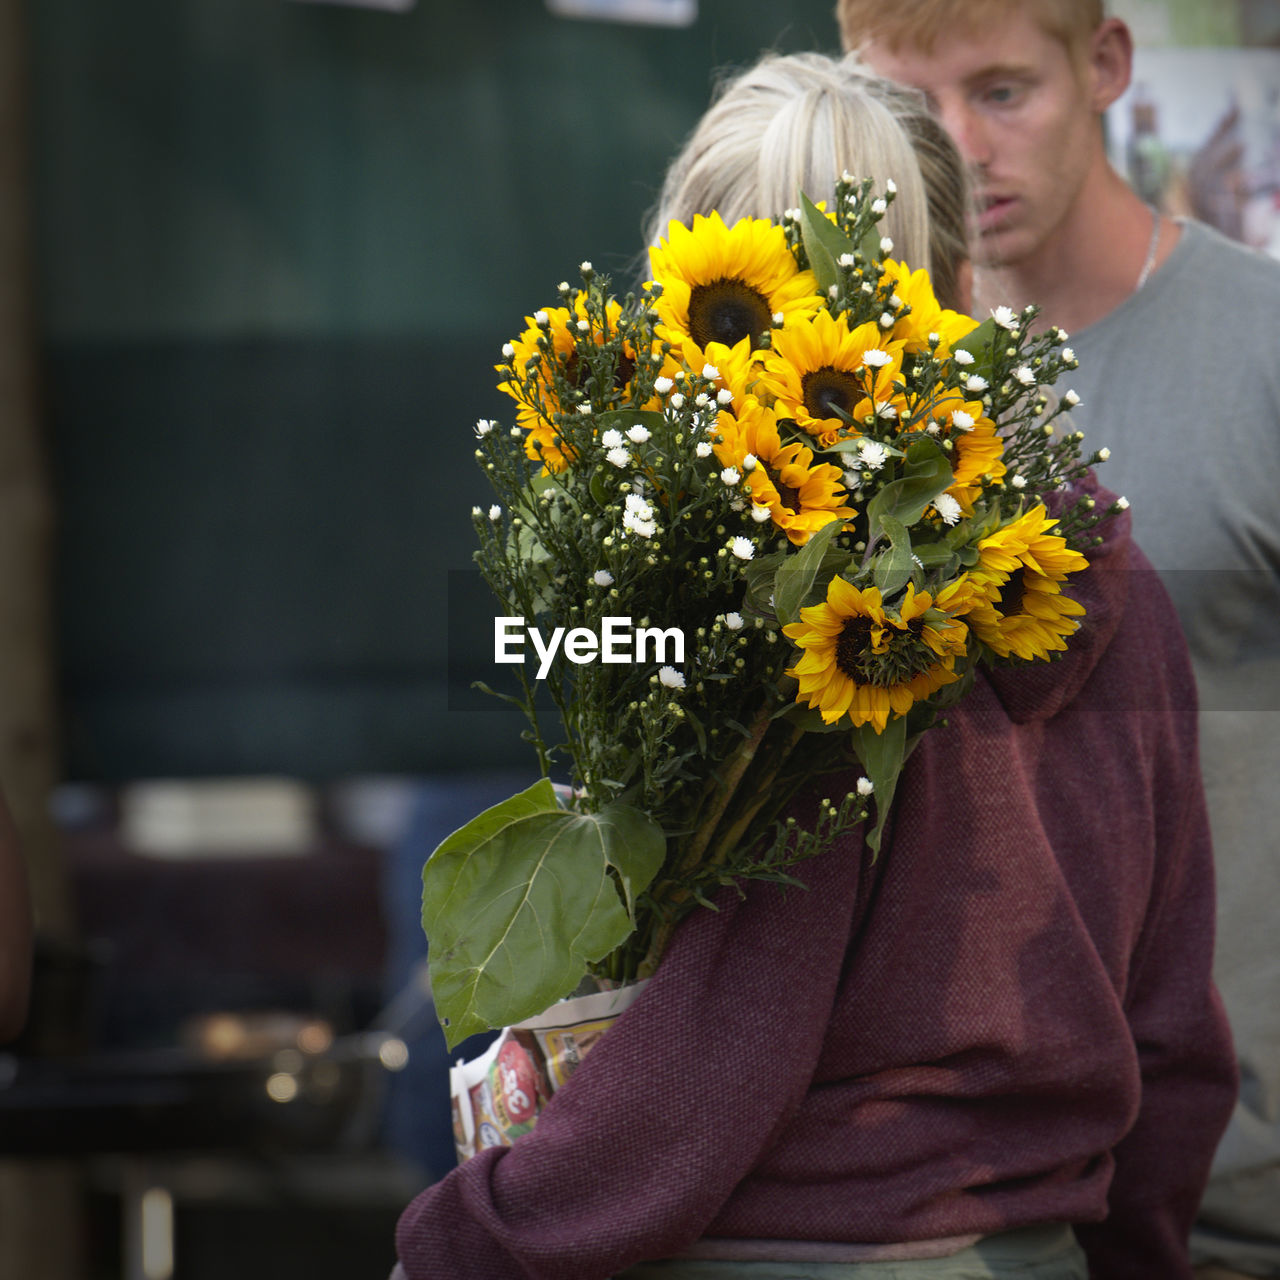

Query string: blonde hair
646 52 969 310
836 0 1105 58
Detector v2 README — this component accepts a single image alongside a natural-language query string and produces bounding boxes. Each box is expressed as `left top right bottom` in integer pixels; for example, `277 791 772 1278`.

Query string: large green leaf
850 715 907 857
953 317 999 382
865 438 953 538
798 193 854 295
871 514 915 600
421 779 666 1048
773 517 849 627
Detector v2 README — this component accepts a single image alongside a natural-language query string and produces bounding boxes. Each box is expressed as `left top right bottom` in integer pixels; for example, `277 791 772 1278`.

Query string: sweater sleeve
1075 640 1237 1278
394 831 867 1280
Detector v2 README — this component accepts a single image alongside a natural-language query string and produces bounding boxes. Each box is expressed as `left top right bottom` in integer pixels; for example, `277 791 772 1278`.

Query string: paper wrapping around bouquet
449 980 649 1162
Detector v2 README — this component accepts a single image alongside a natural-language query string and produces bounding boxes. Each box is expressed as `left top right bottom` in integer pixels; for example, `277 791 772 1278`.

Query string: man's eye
984 84 1019 105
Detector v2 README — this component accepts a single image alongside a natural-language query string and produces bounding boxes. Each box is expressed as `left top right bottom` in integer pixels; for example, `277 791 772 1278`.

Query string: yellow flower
498 295 640 474
881 259 979 355
917 388 1006 513
758 310 907 446
967 507 1088 660
783 578 966 731
648 213 821 358
713 399 856 546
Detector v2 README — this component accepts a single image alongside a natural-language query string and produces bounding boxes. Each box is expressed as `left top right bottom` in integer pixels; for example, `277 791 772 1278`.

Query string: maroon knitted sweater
395 507 1236 1279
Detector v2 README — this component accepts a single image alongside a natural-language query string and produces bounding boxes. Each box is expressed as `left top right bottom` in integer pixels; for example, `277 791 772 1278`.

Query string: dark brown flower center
995 568 1027 616
802 367 862 421
834 614 877 678
687 278 773 349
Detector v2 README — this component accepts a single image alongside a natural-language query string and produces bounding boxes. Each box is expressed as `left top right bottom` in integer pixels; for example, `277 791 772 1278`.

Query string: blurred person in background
0 786 32 1042
837 3 1280 1276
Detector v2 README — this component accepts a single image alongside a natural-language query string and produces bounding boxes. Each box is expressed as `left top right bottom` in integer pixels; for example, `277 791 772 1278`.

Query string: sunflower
647 213 821 359
713 398 855 545
758 310 908 446
783 578 967 731
881 259 979 355
498 295 641 474
915 387 1006 513
966 507 1088 660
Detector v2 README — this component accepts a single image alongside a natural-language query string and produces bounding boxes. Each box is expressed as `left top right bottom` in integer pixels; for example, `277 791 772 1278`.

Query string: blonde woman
391 51 1232 1280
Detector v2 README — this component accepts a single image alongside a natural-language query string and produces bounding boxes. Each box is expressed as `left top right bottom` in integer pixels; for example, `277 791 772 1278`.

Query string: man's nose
939 103 995 170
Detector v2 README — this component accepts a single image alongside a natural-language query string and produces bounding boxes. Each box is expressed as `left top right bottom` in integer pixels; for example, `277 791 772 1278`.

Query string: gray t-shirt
1068 218 1280 1272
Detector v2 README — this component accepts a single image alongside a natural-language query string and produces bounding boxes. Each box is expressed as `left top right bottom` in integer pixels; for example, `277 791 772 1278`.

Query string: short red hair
836 0 1105 58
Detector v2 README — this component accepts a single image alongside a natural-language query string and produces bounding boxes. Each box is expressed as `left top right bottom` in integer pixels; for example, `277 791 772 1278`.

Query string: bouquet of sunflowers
424 175 1117 1053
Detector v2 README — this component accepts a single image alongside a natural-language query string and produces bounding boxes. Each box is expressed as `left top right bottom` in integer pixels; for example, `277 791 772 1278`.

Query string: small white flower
784 209 801 223
722 611 745 630
856 776 875 796
838 252 856 268
965 374 989 393
1011 474 1027 489
861 348 893 369
658 666 685 689
625 494 651 514
1013 366 1036 387
730 498 746 512
576 319 590 333
580 260 593 273
841 169 855 184
606 446 631 468
728 536 755 561
843 468 862 489
871 198 887 215
592 569 614 587
889 293 903 309
879 312 896 329
600 428 624 449
534 309 549 326
1098 447 1111 461
557 282 570 294
501 343 515 360
859 440 888 470
474 418 494 437
626 424 651 444
741 453 758 472
694 392 711 408
576 401 593 415
1064 389 1081 407
471 505 483 517
885 179 897 195
717 388 734 405
702 363 720 381
879 236 894 253
1056 328 1070 341
953 349 975 366
1062 347 1076 363
951 409 975 431
991 305 1018 330
488 504 502 522
750 503 772 524
624 513 657 539
875 402 898 421
1116 496 1130 510
928 331 940 346
933 492 962 526
669 393 686 410
654 375 674 394
772 311 785 326
695 441 712 458
720 466 741 486
509 425 522 438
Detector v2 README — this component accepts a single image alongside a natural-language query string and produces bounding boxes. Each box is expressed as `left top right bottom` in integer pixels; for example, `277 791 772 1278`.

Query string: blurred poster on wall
1108 0 1280 258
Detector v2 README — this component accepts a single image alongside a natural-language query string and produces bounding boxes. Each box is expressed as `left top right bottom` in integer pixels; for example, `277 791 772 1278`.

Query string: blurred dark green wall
32 0 839 781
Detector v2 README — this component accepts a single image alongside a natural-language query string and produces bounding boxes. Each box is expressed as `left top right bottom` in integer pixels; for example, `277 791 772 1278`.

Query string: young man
837 3 1280 1278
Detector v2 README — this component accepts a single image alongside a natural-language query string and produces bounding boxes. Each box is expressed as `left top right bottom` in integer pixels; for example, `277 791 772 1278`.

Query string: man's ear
1088 18 1133 113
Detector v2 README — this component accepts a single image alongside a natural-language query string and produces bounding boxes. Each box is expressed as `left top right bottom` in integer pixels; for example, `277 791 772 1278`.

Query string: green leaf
953 317 999 382
773 517 849 627
850 715 908 857
799 193 854 295
865 438 954 538
422 780 666 1048
871 514 915 599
